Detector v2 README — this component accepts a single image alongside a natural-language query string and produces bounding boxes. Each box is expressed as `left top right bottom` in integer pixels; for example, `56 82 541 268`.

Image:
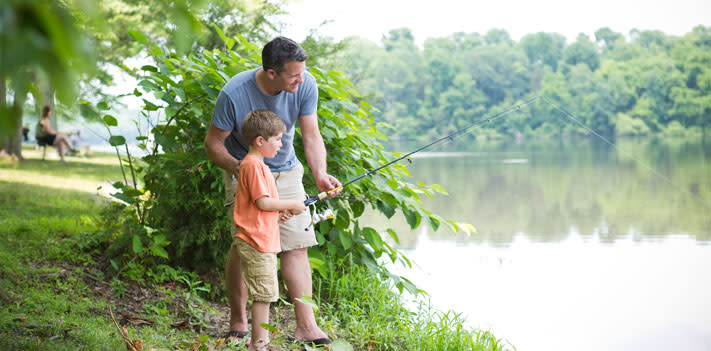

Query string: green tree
595 27 624 52
563 33 600 72
0 0 96 159
520 32 565 71
484 28 513 46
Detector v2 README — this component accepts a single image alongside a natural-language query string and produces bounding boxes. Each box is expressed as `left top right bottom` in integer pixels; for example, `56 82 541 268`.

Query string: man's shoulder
303 70 317 86
222 67 259 94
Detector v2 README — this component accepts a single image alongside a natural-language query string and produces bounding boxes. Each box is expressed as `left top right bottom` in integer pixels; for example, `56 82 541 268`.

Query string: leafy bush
101 30 474 293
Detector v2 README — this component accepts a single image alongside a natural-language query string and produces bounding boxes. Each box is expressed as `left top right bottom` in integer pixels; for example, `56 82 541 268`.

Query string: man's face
273 61 305 93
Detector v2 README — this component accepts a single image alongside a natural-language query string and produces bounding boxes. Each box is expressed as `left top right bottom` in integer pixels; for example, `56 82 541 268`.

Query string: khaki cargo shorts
233 238 279 302
224 162 317 252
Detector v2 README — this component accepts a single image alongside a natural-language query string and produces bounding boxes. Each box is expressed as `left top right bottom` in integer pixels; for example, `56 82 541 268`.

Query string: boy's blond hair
241 109 286 145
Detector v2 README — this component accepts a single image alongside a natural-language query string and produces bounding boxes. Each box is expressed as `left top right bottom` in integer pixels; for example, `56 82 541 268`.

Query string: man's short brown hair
241 109 286 145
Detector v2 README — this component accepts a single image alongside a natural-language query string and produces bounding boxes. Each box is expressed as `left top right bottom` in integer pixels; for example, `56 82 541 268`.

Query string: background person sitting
36 105 76 162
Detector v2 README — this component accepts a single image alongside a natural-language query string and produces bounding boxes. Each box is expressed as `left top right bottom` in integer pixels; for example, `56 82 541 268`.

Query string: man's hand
315 172 342 198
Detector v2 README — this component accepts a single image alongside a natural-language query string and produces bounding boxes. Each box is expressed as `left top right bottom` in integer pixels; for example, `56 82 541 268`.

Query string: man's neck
255 68 281 96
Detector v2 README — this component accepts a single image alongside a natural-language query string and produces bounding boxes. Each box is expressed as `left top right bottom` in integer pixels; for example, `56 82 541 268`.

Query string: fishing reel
304 205 335 231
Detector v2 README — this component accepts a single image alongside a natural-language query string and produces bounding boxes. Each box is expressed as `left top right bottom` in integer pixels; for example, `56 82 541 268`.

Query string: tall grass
314 262 514 351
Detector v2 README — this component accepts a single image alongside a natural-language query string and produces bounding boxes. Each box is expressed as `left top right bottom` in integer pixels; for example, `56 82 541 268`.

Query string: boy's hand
279 211 293 223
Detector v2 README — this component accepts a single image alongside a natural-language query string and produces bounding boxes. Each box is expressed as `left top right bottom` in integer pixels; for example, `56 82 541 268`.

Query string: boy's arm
255 197 306 215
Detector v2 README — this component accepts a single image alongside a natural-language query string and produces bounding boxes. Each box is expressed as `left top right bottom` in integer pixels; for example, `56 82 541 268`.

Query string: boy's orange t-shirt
233 154 280 253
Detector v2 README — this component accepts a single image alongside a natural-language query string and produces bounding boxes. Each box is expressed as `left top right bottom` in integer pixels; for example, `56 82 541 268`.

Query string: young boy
232 109 307 351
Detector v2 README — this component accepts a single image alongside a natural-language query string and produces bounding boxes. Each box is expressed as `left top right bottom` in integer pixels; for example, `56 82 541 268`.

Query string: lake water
363 137 711 351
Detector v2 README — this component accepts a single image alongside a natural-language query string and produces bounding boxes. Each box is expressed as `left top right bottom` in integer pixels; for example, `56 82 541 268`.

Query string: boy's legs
249 301 270 351
234 239 279 348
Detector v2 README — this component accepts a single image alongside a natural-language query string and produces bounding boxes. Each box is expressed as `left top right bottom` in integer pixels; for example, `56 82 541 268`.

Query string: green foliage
1 147 503 350
337 26 711 140
98 33 474 295
615 113 651 136
0 0 97 137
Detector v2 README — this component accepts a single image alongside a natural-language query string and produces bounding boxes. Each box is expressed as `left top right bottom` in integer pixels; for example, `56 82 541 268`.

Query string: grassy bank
0 150 511 350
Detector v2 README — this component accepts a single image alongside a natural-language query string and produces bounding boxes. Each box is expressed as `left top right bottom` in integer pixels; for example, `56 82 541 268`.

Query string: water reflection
364 137 711 246
359 137 711 351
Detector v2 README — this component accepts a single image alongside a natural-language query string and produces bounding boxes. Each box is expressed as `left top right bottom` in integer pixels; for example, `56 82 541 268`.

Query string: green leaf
398 275 419 295
138 80 159 91
103 114 118 126
445 220 458 233
337 230 352 250
141 65 158 72
376 201 395 218
430 183 448 195
350 201 364 218
429 215 441 231
128 30 147 44
403 209 422 229
109 136 126 146
260 323 277 333
294 296 319 311
150 246 169 259
132 234 143 254
121 187 143 197
308 256 325 272
97 101 110 110
361 227 383 250
386 228 400 244
331 339 354 351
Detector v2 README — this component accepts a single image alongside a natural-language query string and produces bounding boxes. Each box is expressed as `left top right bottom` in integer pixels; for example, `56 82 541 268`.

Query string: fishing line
539 96 711 208
304 96 542 205
306 94 711 211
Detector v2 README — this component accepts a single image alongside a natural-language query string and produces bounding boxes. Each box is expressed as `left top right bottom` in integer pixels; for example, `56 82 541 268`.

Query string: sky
280 0 710 45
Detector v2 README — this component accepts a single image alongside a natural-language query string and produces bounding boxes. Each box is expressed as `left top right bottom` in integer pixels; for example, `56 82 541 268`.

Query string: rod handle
303 186 343 206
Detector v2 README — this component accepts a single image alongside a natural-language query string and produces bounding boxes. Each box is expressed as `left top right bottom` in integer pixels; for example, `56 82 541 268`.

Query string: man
204 36 341 346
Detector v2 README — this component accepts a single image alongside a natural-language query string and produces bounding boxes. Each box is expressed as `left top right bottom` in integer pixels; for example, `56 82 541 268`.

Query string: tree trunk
0 79 25 161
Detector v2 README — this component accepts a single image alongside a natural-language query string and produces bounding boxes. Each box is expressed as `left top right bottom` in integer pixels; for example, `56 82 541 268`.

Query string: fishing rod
303 96 542 206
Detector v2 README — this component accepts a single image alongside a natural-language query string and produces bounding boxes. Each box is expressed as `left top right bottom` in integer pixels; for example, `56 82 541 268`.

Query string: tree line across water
320 26 711 141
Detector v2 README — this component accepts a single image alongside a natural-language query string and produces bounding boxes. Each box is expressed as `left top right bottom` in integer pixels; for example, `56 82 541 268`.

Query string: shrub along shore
0 149 511 350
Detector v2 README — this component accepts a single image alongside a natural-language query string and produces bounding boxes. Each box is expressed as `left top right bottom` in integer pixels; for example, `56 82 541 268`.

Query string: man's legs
280 247 328 341
226 245 249 333
224 170 249 336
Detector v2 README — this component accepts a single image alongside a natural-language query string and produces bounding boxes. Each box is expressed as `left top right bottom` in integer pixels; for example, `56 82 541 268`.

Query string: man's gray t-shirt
212 67 318 172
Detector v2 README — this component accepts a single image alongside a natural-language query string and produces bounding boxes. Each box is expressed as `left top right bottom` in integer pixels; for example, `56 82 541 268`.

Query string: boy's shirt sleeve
239 161 272 205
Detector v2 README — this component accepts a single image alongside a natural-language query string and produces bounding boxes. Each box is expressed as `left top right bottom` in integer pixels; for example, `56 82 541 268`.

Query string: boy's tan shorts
233 238 278 302
224 162 317 252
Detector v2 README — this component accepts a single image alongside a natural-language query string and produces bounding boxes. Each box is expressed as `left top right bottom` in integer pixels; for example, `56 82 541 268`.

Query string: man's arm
299 114 342 196
204 123 240 175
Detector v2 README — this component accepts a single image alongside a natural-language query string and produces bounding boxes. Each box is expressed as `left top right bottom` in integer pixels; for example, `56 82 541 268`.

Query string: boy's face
258 132 283 158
